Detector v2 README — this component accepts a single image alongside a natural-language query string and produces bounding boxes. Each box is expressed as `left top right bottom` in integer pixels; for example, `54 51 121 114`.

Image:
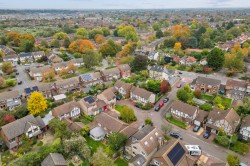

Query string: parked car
170 132 183 140
154 106 160 112
163 97 169 103
135 103 142 108
116 96 122 100
16 72 19 75
18 81 22 85
179 72 183 74
203 131 211 139
159 102 164 107
176 84 182 88
193 125 200 132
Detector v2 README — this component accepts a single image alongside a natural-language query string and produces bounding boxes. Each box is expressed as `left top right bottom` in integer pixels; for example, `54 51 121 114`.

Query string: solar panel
167 143 185 166
84 96 95 103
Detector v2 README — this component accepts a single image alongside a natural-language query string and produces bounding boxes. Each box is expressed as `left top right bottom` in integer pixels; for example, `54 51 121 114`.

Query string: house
3 54 19 66
179 56 197 66
29 66 51 81
125 125 163 166
194 110 209 127
62 118 85 132
205 108 240 135
164 54 174 64
172 55 181 64
32 51 45 61
48 53 63 63
53 77 80 94
78 96 107 115
0 114 45 150
90 126 106 141
239 115 250 141
101 67 121 81
134 49 149 56
148 51 159 61
143 38 165 52
19 52 33 63
118 64 131 78
150 139 197 166
38 84 54 98
0 90 21 110
52 101 81 120
91 112 128 135
24 86 39 97
114 80 133 98
53 62 68 73
97 88 116 110
79 72 103 87
41 153 68 166
130 86 156 104
149 65 174 81
170 101 198 125
0 45 16 55
200 58 208 66
70 58 84 67
190 76 221 94
225 79 247 100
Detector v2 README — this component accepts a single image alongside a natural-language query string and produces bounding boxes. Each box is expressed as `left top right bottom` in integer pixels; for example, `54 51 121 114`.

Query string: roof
171 100 198 117
41 153 67 166
129 154 146 166
118 64 131 72
1 114 45 140
114 80 132 91
186 56 197 62
30 66 51 74
52 101 80 117
90 126 106 138
195 110 209 122
70 58 83 63
80 72 101 82
131 86 154 100
241 115 250 128
55 77 79 87
150 65 174 75
101 67 120 76
32 51 45 56
53 94 67 101
0 90 20 101
93 112 128 133
120 122 140 138
53 61 68 68
194 76 221 86
99 88 116 101
225 79 247 89
133 125 155 140
24 86 39 94
19 52 32 57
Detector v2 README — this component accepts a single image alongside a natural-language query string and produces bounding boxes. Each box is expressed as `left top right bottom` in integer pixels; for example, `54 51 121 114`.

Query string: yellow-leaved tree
28 92 48 115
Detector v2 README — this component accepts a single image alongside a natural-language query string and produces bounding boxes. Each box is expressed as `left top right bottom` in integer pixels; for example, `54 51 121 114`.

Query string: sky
0 0 250 9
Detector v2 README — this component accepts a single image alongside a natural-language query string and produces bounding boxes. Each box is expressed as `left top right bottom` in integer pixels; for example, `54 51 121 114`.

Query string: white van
185 145 202 156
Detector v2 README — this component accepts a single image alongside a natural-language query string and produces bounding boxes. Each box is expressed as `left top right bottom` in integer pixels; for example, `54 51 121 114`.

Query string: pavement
117 78 250 164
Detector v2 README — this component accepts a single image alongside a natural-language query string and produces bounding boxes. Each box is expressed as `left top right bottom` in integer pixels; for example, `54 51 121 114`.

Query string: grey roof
1 114 45 140
150 65 174 75
41 153 67 166
194 76 221 86
32 51 45 56
129 154 146 166
19 52 32 57
55 77 79 87
52 101 80 117
0 90 20 101
132 125 155 140
90 126 106 138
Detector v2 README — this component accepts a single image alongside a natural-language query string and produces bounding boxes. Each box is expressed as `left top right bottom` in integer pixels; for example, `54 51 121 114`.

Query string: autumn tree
91 148 115 166
120 42 137 57
89 28 104 39
67 63 77 73
171 25 190 39
54 32 68 40
120 105 137 123
160 80 171 94
99 39 121 57
2 114 16 125
69 39 94 54
6 31 20 46
0 77 5 88
207 48 225 70
94 34 105 44
2 62 13 74
101 27 111 36
59 68 68 77
117 24 138 41
174 42 182 51
42 68 55 81
76 28 89 39
82 50 101 69
28 92 48 115
131 55 148 71
0 50 5 58
224 53 244 75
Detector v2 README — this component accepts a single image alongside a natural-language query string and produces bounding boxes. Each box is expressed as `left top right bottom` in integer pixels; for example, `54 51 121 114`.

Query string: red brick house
190 76 221 94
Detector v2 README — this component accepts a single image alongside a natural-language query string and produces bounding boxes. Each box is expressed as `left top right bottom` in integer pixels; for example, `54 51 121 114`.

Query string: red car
159 102 164 107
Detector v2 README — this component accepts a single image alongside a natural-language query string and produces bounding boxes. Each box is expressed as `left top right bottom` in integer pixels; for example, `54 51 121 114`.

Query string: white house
148 51 159 61
149 65 175 81
3 54 19 66
32 51 45 61
130 86 156 104
240 115 250 141
52 101 81 120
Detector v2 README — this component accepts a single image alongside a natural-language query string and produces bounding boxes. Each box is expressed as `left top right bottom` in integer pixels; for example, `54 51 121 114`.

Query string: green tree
227 154 240 166
145 118 153 126
92 148 115 166
120 105 137 123
89 28 104 39
207 48 225 70
51 39 60 48
177 89 189 102
188 37 198 48
161 124 173 135
49 119 72 139
213 96 222 105
2 62 13 74
76 28 89 39
54 32 68 40
101 27 111 36
19 39 34 52
107 132 127 151
131 55 148 71
200 103 212 111
82 50 101 69
146 80 161 93
156 30 163 39
63 37 71 48
237 97 250 115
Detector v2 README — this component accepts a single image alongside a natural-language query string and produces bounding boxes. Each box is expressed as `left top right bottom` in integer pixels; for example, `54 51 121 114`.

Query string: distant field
4 26 59 36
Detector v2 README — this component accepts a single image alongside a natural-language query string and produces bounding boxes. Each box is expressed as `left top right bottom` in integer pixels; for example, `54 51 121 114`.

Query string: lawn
221 97 232 108
78 67 93 74
85 136 106 154
115 104 123 112
201 94 214 101
114 158 128 166
80 160 91 166
166 117 187 129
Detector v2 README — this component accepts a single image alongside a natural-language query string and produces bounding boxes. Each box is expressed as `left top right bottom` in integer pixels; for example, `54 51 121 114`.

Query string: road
117 78 250 164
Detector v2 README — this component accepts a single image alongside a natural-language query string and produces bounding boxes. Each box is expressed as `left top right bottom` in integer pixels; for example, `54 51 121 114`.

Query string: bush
145 118 153 126
37 141 43 146
214 135 229 147
200 103 212 111
5 79 16 87
230 141 250 155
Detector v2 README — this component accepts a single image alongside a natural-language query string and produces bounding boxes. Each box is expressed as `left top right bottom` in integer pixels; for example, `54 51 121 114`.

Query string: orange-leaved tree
69 39 94 54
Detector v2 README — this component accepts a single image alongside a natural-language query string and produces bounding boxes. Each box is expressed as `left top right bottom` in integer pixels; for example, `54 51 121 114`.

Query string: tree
2 114 16 125
0 50 5 58
51 39 60 48
2 62 13 74
120 105 137 123
161 124 173 135
19 39 34 52
156 30 163 39
224 53 244 75
131 55 148 71
82 50 101 69
76 28 89 39
171 25 190 39
94 34 105 44
227 154 240 166
101 27 111 36
120 42 137 57
107 132 127 151
41 40 48 47
42 68 55 81
59 68 68 77
177 89 189 102
69 39 94 54
237 97 250 115
54 32 68 40
146 80 161 93
200 103 212 111
63 37 71 48
27 91 48 115
67 62 77 73
174 42 182 51
207 48 225 70
89 28 104 39
188 37 198 48
63 135 91 159
164 37 177 48
193 90 201 99
145 118 153 126
0 77 5 88
213 96 222 105
91 148 115 166
117 24 138 41
99 39 121 57
161 80 171 94
49 119 72 139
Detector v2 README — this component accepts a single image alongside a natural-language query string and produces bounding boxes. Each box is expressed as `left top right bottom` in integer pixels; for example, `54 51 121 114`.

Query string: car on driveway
193 125 200 132
163 97 169 103
154 106 160 112
170 132 183 140
203 131 211 139
159 101 164 107
135 103 142 108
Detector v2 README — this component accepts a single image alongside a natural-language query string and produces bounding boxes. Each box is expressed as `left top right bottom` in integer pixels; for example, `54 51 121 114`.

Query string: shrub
200 103 212 111
5 79 16 87
37 141 43 146
145 118 153 126
193 90 202 99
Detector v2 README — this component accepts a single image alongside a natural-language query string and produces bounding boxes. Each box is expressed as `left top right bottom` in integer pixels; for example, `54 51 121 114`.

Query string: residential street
117 77 250 164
